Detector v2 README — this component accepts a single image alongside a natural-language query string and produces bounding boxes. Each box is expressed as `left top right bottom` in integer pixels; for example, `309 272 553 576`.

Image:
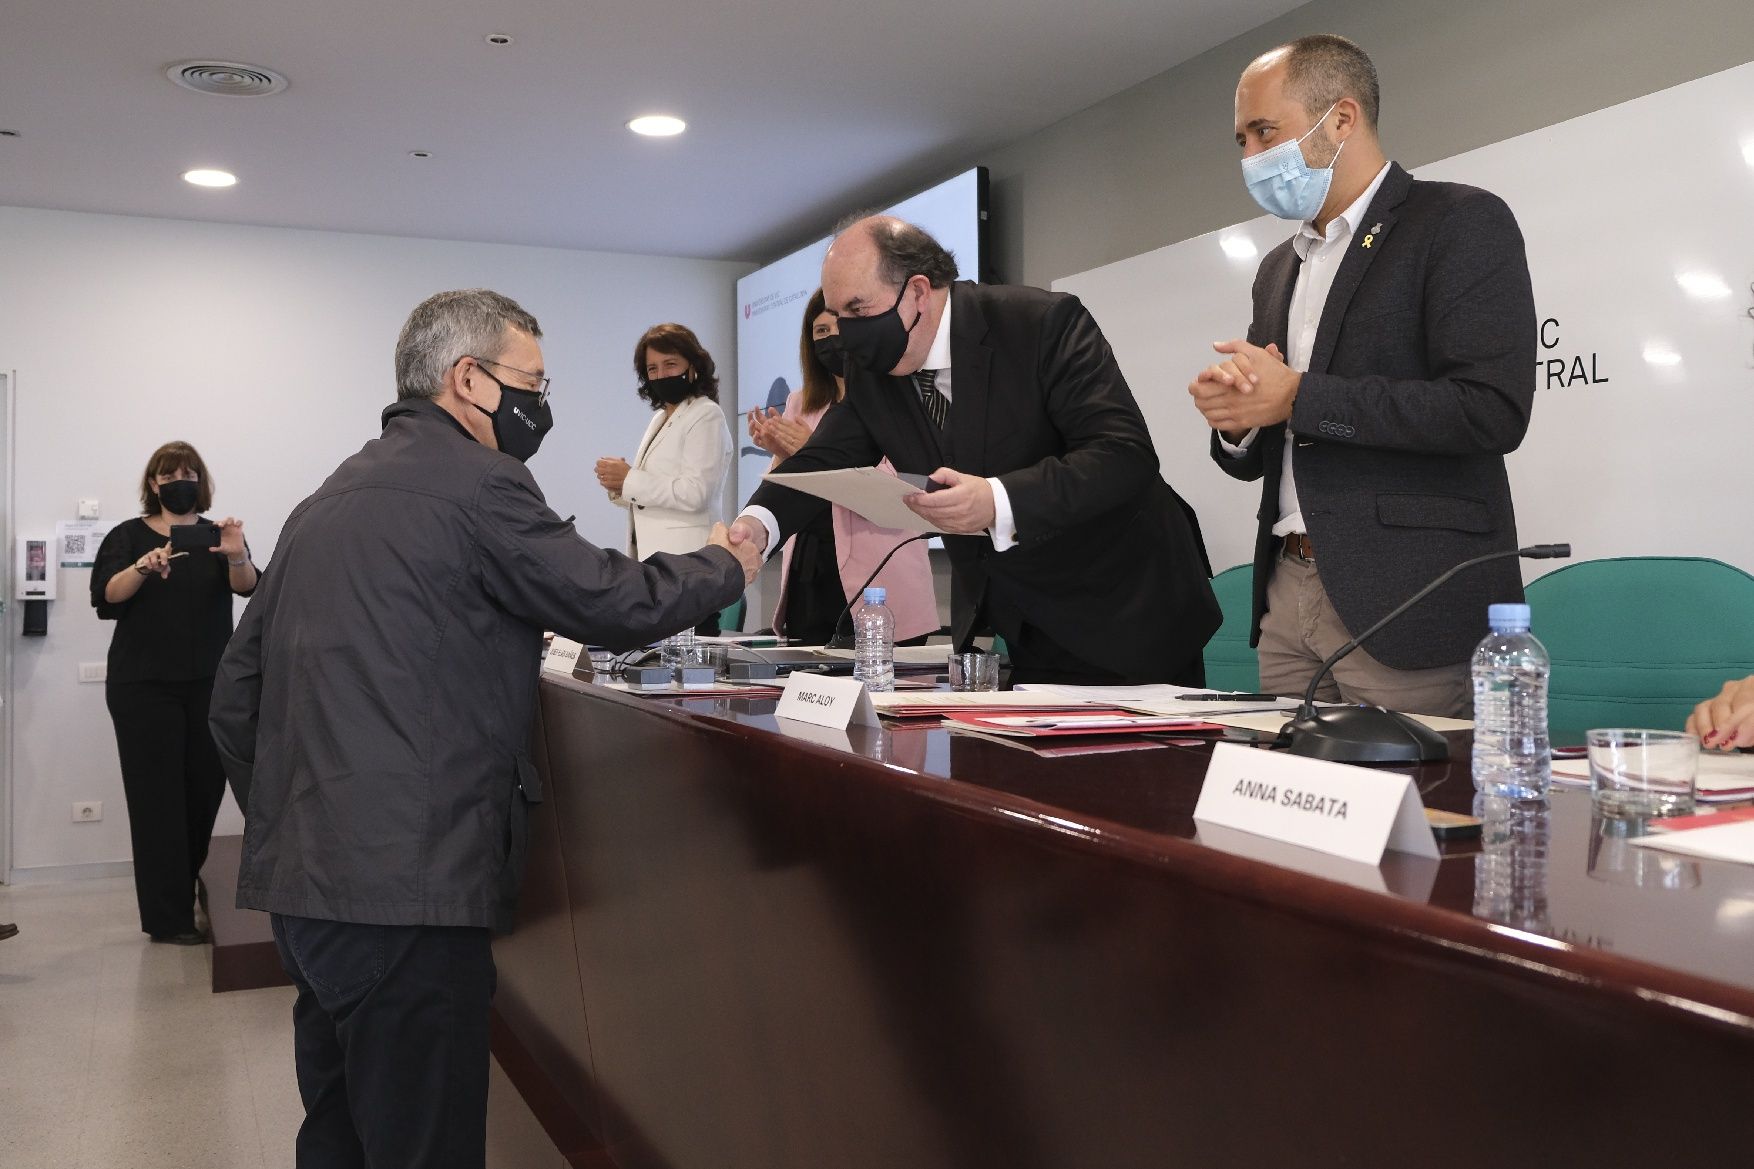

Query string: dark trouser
1002 619 1205 688
271 914 497 1169
105 677 228 936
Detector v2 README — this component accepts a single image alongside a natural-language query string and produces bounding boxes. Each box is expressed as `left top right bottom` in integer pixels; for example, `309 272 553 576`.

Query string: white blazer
610 394 732 558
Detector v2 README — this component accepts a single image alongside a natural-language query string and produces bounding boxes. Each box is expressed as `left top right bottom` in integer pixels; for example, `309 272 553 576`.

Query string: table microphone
1280 543 1571 764
824 533 934 649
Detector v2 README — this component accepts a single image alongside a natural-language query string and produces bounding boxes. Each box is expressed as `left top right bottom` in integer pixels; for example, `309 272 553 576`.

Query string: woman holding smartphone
90 441 257 945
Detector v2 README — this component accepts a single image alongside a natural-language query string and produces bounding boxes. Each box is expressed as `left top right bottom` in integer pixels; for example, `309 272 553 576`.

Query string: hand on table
1687 676 1754 750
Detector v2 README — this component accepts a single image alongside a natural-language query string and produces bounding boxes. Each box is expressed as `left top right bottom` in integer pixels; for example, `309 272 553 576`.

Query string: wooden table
492 676 1754 1169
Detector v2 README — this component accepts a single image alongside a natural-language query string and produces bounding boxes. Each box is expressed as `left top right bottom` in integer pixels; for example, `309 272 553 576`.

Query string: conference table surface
494 675 1754 1169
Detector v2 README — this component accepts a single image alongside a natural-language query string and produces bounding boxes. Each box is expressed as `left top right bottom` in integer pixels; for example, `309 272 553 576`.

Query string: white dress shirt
1218 161 1392 536
742 291 1019 558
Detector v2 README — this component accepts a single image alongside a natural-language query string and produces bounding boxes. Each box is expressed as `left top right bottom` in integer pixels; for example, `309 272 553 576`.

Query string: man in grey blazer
1188 34 1536 716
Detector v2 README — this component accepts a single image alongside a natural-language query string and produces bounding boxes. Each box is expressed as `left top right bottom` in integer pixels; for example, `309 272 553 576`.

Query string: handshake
706 521 764 586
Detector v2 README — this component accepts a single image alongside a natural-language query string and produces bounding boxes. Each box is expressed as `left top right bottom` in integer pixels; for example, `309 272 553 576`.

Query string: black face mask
158 479 200 516
470 367 553 462
641 373 695 407
835 278 922 374
811 336 846 378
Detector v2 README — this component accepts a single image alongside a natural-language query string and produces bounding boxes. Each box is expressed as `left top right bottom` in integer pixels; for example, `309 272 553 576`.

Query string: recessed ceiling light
485 33 513 46
182 168 237 188
628 115 686 138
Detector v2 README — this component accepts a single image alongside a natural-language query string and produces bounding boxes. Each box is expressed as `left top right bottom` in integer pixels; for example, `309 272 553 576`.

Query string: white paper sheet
870 690 1093 711
1014 683 1295 718
1629 820 1754 866
763 468 945 534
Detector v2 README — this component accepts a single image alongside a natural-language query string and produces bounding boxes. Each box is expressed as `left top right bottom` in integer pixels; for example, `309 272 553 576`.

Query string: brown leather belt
1282 532 1315 560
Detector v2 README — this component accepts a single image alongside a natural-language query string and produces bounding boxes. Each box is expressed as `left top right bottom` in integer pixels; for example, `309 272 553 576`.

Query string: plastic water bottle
1472 793 1551 932
659 627 697 670
852 586 895 693
1470 602 1551 799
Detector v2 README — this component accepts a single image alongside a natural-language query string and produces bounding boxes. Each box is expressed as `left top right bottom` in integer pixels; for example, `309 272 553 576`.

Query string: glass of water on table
1587 729 1698 817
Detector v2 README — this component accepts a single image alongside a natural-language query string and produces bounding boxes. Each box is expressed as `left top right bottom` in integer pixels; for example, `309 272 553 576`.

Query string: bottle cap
863 586 886 605
1487 602 1531 631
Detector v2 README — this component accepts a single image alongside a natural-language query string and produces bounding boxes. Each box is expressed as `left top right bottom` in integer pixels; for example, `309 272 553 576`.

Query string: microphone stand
1280 543 1570 764
823 533 935 649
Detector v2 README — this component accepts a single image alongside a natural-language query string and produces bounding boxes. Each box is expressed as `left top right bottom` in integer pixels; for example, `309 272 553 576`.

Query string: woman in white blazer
595 323 733 632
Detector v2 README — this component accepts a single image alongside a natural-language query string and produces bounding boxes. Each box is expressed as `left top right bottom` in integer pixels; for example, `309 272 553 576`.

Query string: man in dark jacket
1188 35 1535 716
735 216 1220 685
210 289 757 1169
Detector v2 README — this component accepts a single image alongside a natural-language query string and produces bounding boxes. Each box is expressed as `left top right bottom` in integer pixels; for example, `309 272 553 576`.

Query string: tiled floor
0 876 569 1169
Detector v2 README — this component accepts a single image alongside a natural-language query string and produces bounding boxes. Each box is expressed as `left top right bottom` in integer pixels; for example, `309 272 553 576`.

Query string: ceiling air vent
165 60 288 97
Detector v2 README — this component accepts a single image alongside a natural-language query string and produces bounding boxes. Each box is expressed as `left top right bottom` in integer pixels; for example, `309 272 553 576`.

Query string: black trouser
105 677 228 936
1002 620 1205 688
271 914 497 1169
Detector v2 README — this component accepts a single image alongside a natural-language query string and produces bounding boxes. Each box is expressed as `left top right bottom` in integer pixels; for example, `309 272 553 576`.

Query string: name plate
775 673 879 730
1193 743 1438 865
542 637 587 678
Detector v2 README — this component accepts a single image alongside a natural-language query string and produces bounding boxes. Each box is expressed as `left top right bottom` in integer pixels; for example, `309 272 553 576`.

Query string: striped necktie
913 367 948 430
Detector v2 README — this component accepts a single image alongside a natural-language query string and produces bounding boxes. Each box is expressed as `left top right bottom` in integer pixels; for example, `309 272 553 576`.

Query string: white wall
978 0 1754 289
1055 62 1754 583
0 205 749 879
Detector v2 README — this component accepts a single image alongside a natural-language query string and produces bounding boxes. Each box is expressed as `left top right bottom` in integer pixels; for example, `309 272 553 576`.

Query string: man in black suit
733 215 1219 685
1189 35 1536 716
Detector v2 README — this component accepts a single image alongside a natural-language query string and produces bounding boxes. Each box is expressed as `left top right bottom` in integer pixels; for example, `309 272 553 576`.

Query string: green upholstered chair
718 596 746 635
1203 564 1261 692
1524 557 1754 737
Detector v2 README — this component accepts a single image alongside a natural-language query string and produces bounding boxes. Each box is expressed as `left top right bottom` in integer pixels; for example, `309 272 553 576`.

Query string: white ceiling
0 0 1306 261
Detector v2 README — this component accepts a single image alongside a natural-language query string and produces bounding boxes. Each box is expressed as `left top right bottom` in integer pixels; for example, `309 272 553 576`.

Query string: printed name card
775 673 880 731
542 637 586 678
1193 743 1439 865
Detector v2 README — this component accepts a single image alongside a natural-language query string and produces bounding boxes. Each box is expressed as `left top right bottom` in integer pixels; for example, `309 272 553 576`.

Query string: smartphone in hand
169 522 221 552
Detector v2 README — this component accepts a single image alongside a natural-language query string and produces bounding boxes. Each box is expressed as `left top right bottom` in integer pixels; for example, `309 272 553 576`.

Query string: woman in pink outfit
747 289 939 645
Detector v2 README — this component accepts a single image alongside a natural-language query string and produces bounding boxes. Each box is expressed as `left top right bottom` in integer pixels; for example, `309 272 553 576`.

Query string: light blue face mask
1240 103 1344 221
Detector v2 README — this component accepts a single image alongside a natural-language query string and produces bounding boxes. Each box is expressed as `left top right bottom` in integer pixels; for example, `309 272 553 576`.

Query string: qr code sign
63 534 88 557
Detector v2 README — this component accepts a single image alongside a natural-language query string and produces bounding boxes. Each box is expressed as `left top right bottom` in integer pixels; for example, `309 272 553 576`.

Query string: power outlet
78 499 101 520
78 662 106 684
73 801 102 823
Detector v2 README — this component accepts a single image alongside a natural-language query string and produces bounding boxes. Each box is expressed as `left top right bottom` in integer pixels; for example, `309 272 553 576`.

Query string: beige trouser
1258 550 1471 718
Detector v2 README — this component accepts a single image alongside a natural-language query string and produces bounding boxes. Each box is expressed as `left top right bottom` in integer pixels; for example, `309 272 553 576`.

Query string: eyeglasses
467 356 551 405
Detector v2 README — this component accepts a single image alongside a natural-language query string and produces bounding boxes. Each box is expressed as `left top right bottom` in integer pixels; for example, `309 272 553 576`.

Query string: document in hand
763 468 946 534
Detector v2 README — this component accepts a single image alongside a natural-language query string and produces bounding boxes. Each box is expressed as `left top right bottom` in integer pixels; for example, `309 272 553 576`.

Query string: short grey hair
394 289 542 401
1279 34 1380 129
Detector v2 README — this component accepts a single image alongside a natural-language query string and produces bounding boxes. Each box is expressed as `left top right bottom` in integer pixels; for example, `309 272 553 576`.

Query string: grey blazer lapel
1306 162 1413 376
